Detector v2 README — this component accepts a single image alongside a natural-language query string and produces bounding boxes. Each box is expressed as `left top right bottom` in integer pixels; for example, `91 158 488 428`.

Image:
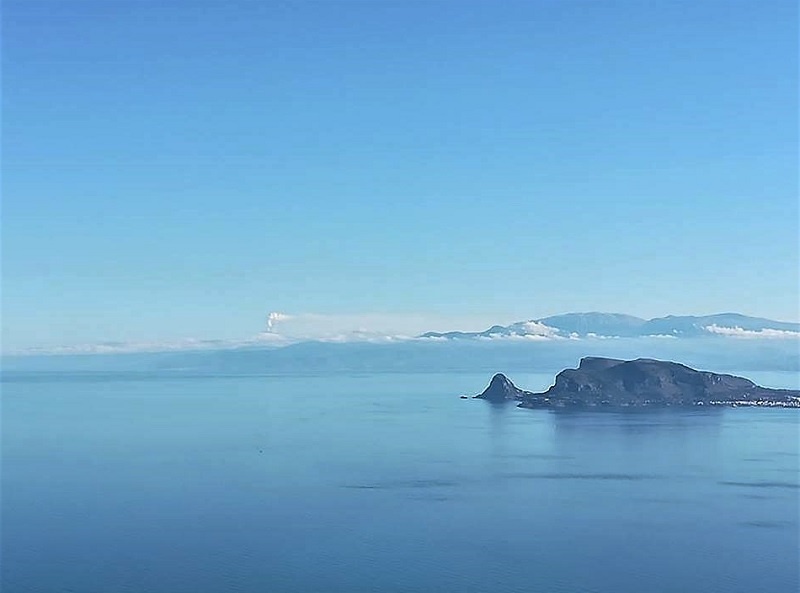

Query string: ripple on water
342 478 461 490
719 480 800 490
499 472 663 481
739 520 796 530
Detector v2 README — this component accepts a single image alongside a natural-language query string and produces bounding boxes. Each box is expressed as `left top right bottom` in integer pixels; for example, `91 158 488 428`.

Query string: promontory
474 357 800 408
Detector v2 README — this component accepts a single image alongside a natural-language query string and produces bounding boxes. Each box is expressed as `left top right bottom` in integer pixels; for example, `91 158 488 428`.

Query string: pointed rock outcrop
474 373 534 402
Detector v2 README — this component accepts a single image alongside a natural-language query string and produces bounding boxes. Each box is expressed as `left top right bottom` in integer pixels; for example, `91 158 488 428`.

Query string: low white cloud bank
704 325 800 339
645 334 678 339
519 321 561 338
480 333 554 342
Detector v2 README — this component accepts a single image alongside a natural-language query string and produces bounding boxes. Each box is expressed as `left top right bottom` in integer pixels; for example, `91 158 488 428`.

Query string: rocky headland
474 357 800 408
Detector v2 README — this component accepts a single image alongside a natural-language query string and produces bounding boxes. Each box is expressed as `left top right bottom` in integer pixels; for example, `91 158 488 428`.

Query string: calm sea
2 371 799 593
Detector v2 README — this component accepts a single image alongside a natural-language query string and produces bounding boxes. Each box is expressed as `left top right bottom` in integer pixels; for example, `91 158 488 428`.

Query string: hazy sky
3 0 798 351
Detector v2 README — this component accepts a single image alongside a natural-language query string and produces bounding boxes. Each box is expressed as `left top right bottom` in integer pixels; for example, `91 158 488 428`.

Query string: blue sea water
2 371 798 593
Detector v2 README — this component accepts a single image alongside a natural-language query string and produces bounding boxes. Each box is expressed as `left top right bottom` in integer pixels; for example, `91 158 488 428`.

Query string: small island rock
474 373 534 402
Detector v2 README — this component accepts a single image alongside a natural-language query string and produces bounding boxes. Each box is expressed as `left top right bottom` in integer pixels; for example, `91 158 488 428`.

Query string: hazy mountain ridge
420 312 800 340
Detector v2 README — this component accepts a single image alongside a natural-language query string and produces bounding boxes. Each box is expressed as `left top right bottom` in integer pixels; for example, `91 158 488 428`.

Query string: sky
3 0 798 352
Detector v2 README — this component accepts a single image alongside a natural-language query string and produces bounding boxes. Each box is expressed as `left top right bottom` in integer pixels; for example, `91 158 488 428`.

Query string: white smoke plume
266 312 292 332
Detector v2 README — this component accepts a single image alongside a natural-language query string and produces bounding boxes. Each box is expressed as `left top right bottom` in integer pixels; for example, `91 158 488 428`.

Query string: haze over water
3 371 798 593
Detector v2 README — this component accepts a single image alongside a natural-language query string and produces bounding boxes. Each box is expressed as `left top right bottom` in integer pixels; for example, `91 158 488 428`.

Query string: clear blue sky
3 0 798 351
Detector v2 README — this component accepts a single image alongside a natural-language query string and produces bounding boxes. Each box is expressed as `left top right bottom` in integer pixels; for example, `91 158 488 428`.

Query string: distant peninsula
474 357 800 408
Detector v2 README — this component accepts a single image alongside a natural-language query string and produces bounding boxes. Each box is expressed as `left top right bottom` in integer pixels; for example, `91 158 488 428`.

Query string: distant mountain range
3 311 798 375
419 312 800 340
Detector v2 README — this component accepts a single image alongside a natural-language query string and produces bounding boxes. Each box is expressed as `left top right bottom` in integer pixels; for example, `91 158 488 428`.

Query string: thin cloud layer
704 325 800 339
262 311 503 340
13 332 291 356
